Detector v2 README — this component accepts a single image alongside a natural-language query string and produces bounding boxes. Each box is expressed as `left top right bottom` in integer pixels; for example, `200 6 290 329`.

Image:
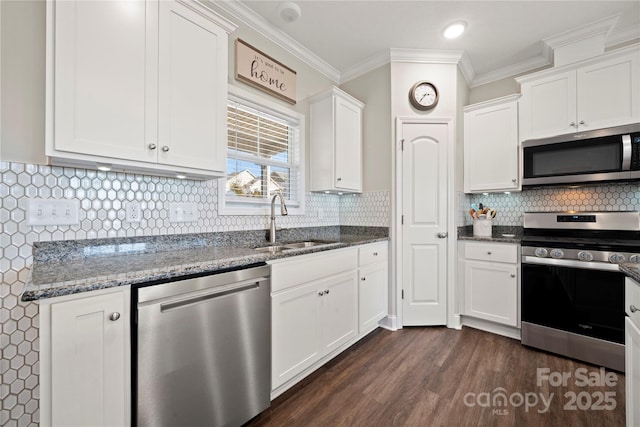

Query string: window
219 87 305 215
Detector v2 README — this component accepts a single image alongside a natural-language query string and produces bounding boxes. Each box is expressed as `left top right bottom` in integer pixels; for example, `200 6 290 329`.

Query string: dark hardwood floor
248 327 626 427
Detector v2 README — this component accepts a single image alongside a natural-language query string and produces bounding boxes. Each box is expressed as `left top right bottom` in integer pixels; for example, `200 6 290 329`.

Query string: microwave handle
622 134 631 170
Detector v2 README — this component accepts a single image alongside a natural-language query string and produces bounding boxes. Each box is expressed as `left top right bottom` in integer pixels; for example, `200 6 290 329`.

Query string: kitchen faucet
269 191 288 244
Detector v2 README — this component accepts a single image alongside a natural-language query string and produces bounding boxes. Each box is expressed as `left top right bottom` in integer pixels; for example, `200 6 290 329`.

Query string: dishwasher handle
160 277 269 312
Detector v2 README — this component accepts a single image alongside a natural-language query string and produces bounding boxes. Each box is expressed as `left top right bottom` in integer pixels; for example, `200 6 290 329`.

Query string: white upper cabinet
518 46 640 141
47 0 236 178
310 87 364 193
463 94 520 193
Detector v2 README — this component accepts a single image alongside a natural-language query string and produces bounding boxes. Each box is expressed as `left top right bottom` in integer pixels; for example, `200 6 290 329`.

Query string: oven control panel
523 246 640 264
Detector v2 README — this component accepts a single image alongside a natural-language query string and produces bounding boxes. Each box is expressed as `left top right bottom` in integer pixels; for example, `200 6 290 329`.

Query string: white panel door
578 54 640 131
50 291 127 427
401 122 449 325
53 0 158 162
334 96 362 191
158 1 227 172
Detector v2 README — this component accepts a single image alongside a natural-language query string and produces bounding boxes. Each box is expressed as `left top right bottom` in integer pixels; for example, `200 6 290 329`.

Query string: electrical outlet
125 201 142 223
27 199 80 226
169 202 199 223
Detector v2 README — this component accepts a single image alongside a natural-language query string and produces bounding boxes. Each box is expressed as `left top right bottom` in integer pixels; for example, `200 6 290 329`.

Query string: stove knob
550 249 564 259
630 254 640 264
577 251 594 262
609 253 626 264
534 248 548 258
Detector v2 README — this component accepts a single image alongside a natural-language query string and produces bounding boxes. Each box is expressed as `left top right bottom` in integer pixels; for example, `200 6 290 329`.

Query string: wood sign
235 39 297 104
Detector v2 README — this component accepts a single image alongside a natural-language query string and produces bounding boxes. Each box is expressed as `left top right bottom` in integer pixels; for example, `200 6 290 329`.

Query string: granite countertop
457 225 523 244
22 226 388 302
620 263 640 283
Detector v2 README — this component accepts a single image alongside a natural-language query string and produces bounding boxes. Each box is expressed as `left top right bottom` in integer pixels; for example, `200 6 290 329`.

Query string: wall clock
409 81 439 111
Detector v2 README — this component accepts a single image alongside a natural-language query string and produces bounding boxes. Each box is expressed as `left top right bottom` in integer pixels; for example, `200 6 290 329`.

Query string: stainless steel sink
254 240 337 254
282 241 330 249
254 245 286 254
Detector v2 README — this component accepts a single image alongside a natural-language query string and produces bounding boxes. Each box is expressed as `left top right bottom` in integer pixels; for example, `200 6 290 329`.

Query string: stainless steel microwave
522 123 640 187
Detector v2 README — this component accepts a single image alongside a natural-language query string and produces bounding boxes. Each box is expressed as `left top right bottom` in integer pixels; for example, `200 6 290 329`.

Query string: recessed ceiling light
278 2 301 23
443 21 467 39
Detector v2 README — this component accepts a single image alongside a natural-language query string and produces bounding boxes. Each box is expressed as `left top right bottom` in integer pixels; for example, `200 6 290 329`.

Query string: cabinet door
334 96 362 192
464 100 519 192
271 282 323 389
358 263 388 334
464 261 518 326
53 0 158 163
519 70 577 140
321 272 358 354
627 317 640 427
577 54 640 131
50 291 127 426
158 1 227 172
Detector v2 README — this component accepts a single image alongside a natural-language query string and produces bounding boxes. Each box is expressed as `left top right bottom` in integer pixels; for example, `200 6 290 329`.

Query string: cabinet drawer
358 242 388 267
626 277 640 327
465 241 518 264
270 248 357 293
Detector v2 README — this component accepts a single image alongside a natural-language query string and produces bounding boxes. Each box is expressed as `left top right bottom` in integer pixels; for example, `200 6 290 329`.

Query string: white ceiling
220 0 640 86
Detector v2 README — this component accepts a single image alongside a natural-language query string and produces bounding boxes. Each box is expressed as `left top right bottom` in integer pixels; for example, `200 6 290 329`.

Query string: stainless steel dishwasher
133 264 271 427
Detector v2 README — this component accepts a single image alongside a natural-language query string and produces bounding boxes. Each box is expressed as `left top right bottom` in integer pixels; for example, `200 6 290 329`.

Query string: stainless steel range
521 211 640 372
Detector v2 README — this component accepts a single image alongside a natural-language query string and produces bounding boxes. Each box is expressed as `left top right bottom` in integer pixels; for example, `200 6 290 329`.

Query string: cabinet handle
148 144 157 150
487 251 492 255
325 289 330 295
361 277 366 281
512 178 517 183
162 146 170 152
570 122 576 127
336 177 342 182
318 291 324 296
510 274 516 278
373 252 378 256
579 120 585 125
109 312 121 321
631 305 639 313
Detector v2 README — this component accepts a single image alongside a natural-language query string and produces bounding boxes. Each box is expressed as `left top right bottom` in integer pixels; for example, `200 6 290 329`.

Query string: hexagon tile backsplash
466 183 640 226
0 160 390 426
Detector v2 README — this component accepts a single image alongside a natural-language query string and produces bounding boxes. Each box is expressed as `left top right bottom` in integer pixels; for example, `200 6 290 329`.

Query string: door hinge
401 289 405 299
401 215 404 225
401 139 405 151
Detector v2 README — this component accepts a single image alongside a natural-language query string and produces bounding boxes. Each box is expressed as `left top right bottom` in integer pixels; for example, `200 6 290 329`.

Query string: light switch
27 199 80 226
169 202 199 223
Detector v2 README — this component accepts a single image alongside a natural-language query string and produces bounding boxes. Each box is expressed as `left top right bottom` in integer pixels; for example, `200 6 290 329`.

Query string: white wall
340 64 392 192
0 0 46 164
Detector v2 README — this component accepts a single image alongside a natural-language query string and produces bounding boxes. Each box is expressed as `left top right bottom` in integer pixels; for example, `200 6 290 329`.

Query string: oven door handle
522 256 621 272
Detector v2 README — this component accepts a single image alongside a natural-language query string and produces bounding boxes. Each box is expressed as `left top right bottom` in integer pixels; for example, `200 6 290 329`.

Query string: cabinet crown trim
463 94 521 112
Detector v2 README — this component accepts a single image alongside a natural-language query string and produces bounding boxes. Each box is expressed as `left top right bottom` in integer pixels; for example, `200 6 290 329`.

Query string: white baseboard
378 314 398 331
461 315 522 340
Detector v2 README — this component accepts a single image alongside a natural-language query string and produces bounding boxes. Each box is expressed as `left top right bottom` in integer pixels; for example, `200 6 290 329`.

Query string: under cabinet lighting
504 192 511 194
176 174 187 180
96 163 112 172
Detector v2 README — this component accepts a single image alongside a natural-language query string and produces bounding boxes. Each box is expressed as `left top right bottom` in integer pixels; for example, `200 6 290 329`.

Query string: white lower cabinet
270 243 389 395
626 277 640 427
271 248 358 391
460 241 520 331
39 287 131 427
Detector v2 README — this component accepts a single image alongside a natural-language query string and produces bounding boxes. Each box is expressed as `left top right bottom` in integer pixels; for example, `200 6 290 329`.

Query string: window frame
218 85 305 216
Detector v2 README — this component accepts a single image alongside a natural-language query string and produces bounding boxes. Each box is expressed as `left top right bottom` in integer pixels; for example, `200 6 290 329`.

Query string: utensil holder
473 218 493 237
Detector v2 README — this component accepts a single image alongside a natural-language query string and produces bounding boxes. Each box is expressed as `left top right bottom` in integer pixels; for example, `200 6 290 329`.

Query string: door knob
631 305 639 313
437 232 448 238
109 312 121 321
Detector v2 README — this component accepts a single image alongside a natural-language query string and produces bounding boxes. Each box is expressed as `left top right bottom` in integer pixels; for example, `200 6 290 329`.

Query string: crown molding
470 46 553 88
606 23 640 48
340 50 391 84
543 14 619 50
208 0 341 84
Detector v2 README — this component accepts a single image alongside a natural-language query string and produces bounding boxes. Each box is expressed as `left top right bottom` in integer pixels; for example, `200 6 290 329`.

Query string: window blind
226 101 301 205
